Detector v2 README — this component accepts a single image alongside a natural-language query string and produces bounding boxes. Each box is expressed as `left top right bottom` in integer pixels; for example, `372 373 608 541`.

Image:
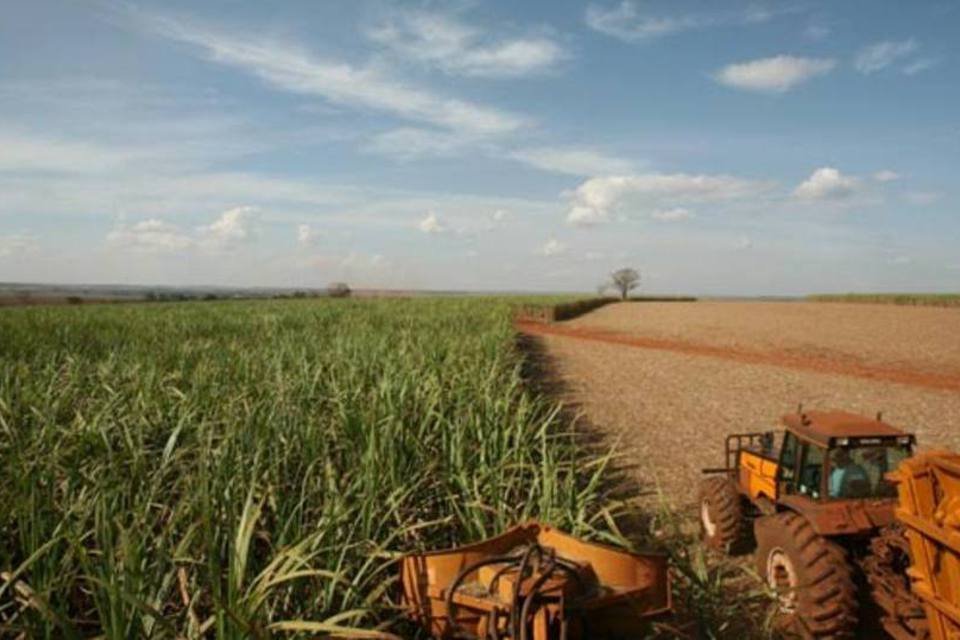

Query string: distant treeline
808 293 960 308
515 295 697 323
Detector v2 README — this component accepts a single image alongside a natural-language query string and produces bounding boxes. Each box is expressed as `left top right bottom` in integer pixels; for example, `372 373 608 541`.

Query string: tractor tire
698 476 745 553
754 512 859 639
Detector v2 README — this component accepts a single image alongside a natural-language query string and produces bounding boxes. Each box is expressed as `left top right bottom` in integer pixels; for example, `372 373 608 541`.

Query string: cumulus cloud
793 167 859 200
566 173 768 226
873 170 900 183
492 209 508 222
367 11 564 78
418 211 445 234
107 206 258 254
509 146 635 176
714 55 836 93
651 207 693 221
736 236 753 250
0 234 38 257
537 238 568 257
854 39 918 74
198 205 257 249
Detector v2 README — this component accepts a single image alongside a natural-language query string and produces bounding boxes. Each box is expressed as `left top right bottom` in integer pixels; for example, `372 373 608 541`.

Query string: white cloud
199 205 256 249
873 170 900 183
714 55 836 93
651 207 693 221
736 236 753 250
363 127 476 159
0 234 38 257
854 39 918 74
509 146 635 176
107 207 258 254
793 167 858 200
297 223 322 246
537 237 568 257
902 58 938 76
0 131 134 174
339 251 387 270
492 209 508 222
889 255 913 265
566 172 769 226
418 211 445 234
107 219 194 253
144 14 525 136
367 12 564 78
584 2 788 41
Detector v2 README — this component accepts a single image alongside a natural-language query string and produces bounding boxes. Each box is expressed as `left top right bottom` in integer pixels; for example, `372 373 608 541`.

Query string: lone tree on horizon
327 282 351 298
609 267 640 300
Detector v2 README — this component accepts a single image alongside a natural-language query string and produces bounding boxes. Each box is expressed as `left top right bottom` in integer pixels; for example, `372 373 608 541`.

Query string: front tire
754 512 858 638
698 476 745 552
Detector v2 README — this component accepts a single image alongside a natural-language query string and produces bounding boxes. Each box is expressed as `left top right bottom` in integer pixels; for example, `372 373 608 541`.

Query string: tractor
699 410 928 638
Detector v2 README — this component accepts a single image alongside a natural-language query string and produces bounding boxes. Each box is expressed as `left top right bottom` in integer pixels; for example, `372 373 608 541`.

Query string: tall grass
0 298 616 638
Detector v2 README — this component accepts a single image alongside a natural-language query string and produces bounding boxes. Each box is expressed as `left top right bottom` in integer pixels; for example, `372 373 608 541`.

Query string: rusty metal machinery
890 451 960 640
400 522 671 640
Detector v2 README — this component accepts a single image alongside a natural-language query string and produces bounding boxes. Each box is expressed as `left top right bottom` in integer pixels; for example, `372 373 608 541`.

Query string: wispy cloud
854 39 918 74
509 146 635 176
651 207 694 221
0 234 38 258
141 12 526 136
714 56 836 93
902 57 938 75
367 11 565 78
585 1 794 42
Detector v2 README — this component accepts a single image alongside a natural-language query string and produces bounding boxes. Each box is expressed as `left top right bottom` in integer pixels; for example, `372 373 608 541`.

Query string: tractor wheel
754 512 858 639
698 476 745 552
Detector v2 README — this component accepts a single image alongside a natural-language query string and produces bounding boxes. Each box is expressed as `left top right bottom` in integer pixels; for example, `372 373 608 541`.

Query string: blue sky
1 0 958 294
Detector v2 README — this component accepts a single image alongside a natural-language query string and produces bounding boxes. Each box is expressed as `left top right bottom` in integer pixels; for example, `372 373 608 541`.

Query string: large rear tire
698 476 745 552
754 512 858 638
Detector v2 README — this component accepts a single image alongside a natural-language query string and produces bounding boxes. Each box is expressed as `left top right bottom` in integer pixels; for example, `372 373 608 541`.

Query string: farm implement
400 522 671 640
701 409 960 639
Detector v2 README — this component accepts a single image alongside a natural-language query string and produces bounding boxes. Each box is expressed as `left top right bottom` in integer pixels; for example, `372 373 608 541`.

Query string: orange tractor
700 410 931 638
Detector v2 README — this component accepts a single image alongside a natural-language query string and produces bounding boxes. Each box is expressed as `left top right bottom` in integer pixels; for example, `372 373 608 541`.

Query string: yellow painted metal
891 451 960 640
738 450 778 503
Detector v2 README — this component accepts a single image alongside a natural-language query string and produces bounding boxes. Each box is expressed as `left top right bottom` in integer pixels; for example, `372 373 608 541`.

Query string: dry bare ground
527 301 960 504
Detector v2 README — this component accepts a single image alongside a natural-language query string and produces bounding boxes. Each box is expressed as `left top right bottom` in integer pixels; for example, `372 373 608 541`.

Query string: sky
1 0 958 295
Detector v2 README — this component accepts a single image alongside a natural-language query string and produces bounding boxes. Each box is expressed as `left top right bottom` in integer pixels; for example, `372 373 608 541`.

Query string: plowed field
522 301 960 502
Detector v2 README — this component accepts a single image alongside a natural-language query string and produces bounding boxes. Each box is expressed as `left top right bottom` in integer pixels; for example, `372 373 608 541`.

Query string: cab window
779 432 799 493
797 443 824 499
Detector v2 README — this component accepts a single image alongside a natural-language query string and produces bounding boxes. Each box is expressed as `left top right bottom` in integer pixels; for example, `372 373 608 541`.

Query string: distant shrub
66 296 84 305
328 282 351 298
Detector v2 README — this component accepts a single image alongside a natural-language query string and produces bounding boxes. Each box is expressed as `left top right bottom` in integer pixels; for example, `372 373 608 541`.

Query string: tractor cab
776 411 915 502
703 410 916 539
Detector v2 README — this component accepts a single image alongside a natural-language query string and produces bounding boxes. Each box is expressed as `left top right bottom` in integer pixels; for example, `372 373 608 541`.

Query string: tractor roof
781 410 912 446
